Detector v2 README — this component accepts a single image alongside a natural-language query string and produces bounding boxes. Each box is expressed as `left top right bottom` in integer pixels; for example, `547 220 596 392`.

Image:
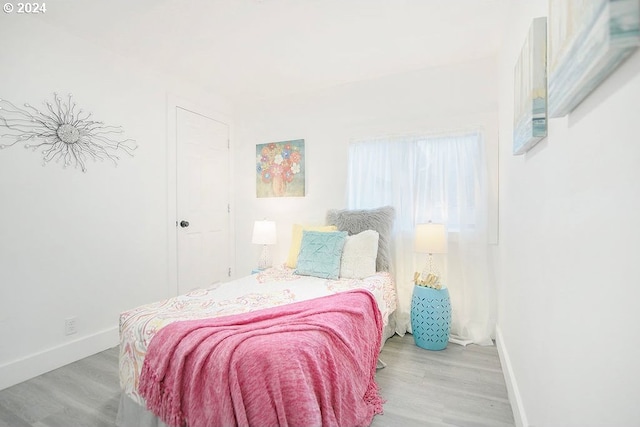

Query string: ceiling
37 0 509 106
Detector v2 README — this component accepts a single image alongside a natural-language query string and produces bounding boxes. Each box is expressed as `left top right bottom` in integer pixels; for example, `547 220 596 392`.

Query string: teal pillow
295 230 348 279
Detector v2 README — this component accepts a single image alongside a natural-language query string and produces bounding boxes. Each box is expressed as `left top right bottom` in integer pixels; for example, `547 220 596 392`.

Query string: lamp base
417 253 442 289
257 245 272 270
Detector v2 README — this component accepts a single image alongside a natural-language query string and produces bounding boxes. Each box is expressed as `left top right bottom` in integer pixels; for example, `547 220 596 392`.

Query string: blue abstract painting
548 0 640 117
514 17 547 156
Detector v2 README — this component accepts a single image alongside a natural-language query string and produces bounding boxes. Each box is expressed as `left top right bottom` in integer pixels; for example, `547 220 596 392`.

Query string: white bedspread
118 267 397 405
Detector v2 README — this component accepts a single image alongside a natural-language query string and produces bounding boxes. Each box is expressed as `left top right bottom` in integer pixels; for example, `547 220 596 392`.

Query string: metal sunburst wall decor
0 93 137 172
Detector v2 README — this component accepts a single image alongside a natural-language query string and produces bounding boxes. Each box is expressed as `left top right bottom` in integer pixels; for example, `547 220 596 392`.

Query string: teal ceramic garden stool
411 285 451 350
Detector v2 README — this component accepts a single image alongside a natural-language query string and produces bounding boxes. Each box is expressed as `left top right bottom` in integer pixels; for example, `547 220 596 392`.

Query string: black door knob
180 220 190 228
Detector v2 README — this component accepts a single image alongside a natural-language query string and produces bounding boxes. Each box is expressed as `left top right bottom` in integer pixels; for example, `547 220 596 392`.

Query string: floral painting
256 139 305 197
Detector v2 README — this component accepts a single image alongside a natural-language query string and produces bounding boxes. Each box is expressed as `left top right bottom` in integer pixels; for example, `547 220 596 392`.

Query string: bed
116 206 397 427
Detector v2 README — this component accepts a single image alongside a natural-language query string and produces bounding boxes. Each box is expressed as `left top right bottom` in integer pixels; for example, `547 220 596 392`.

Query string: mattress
118 267 397 406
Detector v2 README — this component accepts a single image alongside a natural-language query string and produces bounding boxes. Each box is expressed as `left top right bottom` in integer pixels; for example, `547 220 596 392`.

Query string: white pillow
339 230 379 279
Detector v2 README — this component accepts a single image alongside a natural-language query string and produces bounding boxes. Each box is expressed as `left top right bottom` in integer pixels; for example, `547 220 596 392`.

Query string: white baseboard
495 326 528 427
0 326 119 391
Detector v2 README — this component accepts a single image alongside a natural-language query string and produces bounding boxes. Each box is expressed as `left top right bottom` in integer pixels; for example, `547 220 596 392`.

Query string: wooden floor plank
0 335 514 426
371 335 514 427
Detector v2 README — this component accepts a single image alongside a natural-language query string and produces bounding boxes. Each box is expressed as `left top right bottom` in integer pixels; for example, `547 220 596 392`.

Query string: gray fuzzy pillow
326 206 395 272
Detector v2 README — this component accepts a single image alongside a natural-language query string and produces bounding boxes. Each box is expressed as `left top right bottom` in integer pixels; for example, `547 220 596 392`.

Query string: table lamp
414 222 447 288
252 220 277 269
412 222 451 350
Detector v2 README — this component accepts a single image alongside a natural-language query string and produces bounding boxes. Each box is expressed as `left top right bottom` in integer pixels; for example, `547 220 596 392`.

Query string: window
347 131 486 232
347 130 494 345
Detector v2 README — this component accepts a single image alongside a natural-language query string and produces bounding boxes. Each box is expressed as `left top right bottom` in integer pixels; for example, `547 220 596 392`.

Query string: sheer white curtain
347 131 494 345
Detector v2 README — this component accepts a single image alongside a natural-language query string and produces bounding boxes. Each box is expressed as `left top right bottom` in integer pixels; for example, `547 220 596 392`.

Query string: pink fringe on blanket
138 289 384 427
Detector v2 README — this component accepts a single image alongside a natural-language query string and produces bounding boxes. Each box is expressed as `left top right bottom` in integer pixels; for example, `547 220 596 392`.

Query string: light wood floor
0 334 514 427
371 335 514 426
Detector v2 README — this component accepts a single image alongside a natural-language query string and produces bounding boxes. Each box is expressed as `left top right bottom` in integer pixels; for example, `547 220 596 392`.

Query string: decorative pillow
326 206 395 272
295 230 348 279
285 224 338 268
340 230 379 279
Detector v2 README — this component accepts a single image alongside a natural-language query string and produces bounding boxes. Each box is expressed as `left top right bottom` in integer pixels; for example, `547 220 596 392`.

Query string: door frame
166 93 235 298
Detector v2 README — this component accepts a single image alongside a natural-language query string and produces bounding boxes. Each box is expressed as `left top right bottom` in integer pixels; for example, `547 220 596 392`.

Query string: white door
176 107 230 295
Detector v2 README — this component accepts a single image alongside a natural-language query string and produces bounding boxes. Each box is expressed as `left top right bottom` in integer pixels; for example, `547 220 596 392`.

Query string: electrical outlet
64 317 77 335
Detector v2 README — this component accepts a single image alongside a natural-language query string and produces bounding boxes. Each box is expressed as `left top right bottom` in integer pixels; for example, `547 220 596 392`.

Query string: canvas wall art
548 0 640 117
256 139 305 198
513 17 547 155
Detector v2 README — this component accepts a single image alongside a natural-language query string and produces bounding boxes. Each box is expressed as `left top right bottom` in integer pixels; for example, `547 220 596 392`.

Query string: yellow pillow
286 224 338 268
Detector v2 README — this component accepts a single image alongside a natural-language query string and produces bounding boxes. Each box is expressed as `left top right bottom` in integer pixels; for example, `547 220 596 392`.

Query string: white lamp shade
252 220 277 245
414 223 447 254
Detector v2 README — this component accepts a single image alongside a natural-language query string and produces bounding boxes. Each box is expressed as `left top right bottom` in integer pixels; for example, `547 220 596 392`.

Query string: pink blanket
138 289 384 427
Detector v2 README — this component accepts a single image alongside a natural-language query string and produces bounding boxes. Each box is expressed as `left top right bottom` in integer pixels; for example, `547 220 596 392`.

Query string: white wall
0 16 231 389
233 57 499 280
496 2 640 426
